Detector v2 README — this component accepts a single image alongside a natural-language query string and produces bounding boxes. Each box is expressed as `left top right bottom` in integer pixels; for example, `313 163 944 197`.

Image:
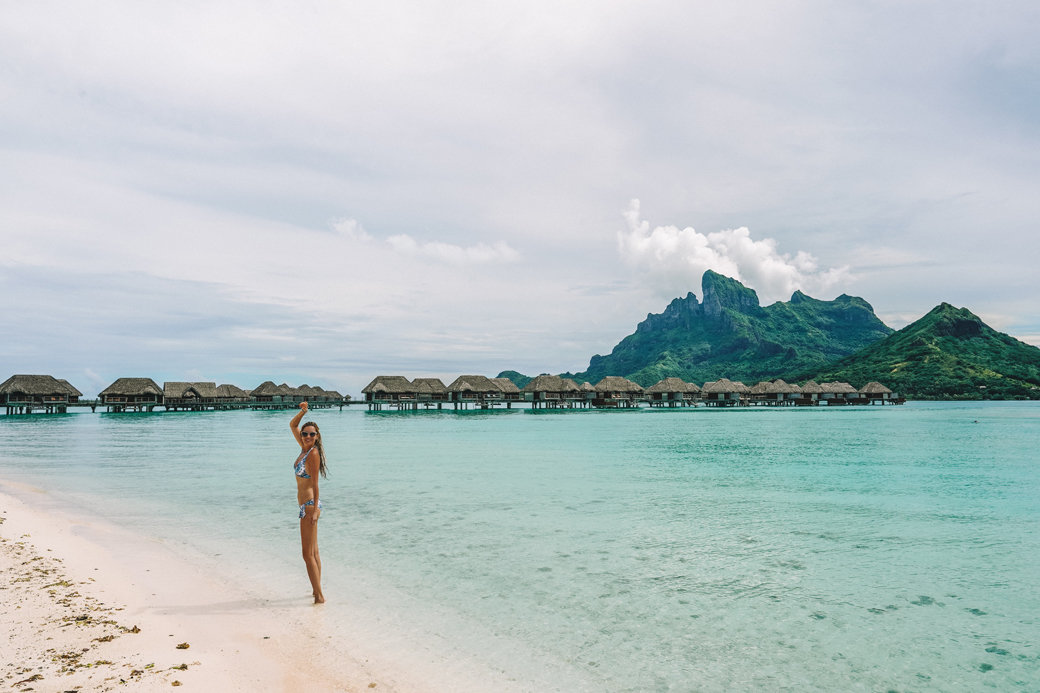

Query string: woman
290 401 327 603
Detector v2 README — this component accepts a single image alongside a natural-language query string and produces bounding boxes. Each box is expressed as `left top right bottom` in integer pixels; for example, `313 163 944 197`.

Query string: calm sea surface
2 402 1038 691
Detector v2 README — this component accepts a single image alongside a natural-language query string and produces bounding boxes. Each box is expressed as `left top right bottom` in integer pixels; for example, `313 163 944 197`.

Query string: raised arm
290 401 308 447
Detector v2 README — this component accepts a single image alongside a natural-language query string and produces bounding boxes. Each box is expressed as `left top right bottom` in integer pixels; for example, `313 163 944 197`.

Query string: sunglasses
301 432 318 438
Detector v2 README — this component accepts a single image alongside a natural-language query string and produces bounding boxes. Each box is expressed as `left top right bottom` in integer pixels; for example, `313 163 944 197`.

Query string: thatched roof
57 379 83 396
750 379 800 395
163 382 192 398
580 381 596 392
193 382 221 398
324 390 346 401
362 376 413 394
446 375 502 393
594 376 644 393
411 377 447 394
702 378 750 394
218 384 250 398
99 378 163 397
491 377 520 393
522 374 581 393
251 381 282 396
164 382 220 398
277 383 296 396
646 377 698 394
821 381 857 394
0 374 80 396
800 380 824 394
859 381 893 394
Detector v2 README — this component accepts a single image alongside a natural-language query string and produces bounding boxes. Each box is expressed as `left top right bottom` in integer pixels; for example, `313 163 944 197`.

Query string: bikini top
294 448 312 479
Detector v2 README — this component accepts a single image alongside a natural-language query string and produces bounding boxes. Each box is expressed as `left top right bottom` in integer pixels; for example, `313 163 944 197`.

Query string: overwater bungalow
491 377 524 404
777 380 803 404
286 384 308 403
164 382 210 410
217 384 251 405
99 377 164 412
295 384 322 403
251 381 344 409
645 377 699 407
859 381 902 404
162 382 248 411
362 375 415 410
750 381 780 405
322 387 349 405
701 378 751 407
522 374 586 409
592 376 644 408
411 378 449 407
820 381 857 405
749 379 801 406
251 380 286 405
274 383 295 402
251 381 302 409
795 380 824 406
446 375 507 409
1 374 83 414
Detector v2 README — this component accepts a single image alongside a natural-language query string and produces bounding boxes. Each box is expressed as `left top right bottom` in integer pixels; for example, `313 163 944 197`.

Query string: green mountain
557 271 893 387
802 303 1040 399
496 370 533 389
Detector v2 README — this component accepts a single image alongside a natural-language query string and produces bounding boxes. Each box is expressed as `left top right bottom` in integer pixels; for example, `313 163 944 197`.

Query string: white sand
0 482 390 692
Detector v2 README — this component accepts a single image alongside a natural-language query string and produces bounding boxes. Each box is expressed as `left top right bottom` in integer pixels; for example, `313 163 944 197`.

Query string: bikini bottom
299 499 323 519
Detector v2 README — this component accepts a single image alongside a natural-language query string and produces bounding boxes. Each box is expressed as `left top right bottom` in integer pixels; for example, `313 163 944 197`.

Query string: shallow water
2 402 1038 691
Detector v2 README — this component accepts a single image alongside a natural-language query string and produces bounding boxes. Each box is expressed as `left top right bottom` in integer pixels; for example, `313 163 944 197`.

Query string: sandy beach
0 481 387 692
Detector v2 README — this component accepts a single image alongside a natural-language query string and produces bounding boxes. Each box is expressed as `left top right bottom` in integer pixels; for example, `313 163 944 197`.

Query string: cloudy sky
3 1 1038 396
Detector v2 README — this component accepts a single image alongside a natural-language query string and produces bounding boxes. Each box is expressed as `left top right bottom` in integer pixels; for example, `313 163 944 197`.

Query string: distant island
500 271 1040 400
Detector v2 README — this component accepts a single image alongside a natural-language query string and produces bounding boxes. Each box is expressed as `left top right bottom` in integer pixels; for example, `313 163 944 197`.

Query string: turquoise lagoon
1 402 1038 691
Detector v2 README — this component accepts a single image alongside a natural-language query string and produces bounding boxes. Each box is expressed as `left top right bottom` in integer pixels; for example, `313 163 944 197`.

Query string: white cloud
386 235 520 265
618 199 850 304
331 218 373 242
330 216 520 265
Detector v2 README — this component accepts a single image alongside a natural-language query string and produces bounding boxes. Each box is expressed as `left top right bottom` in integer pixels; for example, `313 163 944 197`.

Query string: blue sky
3 1 1039 396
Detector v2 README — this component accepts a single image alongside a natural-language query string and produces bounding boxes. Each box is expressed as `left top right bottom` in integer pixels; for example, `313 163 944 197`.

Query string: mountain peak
635 291 700 333
571 271 891 386
701 271 761 316
809 301 1040 398
790 290 810 303
921 303 985 338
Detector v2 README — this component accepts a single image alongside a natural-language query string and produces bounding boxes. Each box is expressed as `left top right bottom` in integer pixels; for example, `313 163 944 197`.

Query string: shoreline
0 480 386 692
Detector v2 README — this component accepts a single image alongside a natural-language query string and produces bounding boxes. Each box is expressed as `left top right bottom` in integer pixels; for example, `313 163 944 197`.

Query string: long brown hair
301 421 328 478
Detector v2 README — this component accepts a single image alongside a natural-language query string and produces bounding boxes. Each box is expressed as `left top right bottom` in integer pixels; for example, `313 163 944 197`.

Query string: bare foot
314 592 326 604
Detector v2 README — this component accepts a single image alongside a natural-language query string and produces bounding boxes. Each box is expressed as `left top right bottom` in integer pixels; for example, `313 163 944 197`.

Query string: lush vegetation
496 370 533 390
558 271 892 386
497 272 1040 400
801 303 1040 399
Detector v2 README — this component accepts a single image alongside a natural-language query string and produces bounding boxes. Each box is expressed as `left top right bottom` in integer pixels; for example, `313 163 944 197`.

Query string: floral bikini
294 448 322 519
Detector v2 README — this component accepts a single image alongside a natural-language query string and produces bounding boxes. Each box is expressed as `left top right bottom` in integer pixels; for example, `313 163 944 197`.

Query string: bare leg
315 544 322 593
300 515 325 603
